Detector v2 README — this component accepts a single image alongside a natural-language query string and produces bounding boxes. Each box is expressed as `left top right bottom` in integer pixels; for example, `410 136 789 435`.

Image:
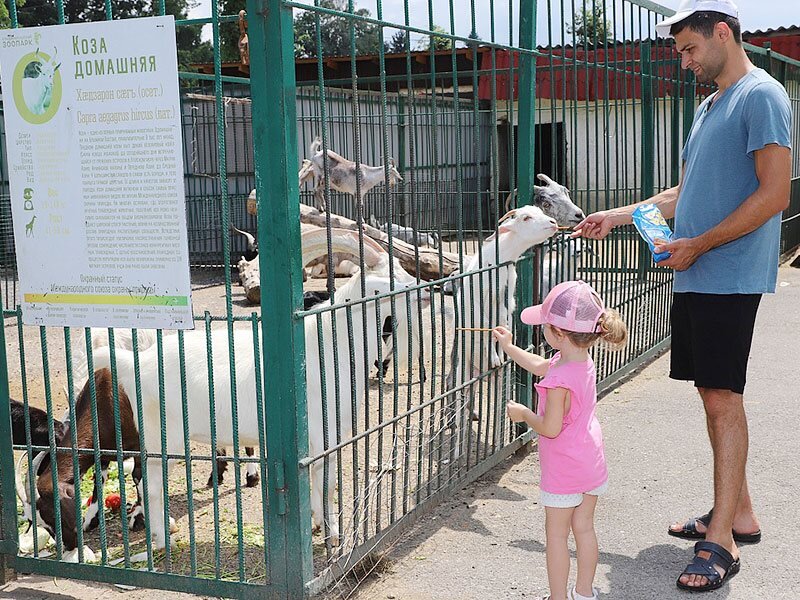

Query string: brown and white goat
71 328 259 489
18 368 144 555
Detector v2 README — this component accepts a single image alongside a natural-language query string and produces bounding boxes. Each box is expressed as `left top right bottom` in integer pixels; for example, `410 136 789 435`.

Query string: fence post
515 0 537 414
0 313 18 583
247 0 313 596
638 40 655 279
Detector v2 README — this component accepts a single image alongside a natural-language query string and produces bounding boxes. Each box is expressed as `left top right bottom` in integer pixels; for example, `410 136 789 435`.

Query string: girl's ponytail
597 308 628 350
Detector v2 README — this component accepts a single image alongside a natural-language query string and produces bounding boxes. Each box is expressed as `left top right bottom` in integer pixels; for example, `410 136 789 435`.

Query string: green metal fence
0 1 798 598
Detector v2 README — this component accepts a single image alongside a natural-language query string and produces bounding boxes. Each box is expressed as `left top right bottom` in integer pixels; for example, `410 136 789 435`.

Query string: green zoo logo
12 48 62 124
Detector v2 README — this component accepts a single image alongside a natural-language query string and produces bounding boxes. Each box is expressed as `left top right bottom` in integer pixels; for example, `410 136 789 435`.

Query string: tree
10 0 211 72
166 0 213 72
385 30 408 54
568 5 612 46
293 0 382 58
416 25 452 51
219 0 246 63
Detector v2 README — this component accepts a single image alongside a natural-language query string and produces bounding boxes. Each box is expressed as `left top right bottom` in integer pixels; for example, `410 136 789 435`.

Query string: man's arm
656 144 791 271
574 173 682 240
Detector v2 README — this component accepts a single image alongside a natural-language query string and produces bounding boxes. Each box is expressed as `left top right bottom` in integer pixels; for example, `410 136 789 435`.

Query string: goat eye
524 216 531 221
542 201 552 209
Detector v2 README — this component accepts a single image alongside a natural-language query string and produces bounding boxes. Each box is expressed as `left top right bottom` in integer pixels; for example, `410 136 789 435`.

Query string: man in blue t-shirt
574 0 792 592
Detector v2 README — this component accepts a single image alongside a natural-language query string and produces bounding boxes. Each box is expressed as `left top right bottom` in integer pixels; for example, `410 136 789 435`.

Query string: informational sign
0 16 193 329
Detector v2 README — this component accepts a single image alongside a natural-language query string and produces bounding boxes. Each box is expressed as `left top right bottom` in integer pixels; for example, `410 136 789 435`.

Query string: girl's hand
506 400 530 423
492 326 513 350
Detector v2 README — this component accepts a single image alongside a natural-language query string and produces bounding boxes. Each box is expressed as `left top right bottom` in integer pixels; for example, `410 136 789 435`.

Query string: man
574 0 792 592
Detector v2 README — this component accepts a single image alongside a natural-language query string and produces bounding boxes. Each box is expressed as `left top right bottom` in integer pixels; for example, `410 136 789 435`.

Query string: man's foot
677 541 740 591
669 508 761 544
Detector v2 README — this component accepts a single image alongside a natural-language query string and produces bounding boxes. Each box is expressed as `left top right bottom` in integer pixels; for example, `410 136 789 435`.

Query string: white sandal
569 586 599 600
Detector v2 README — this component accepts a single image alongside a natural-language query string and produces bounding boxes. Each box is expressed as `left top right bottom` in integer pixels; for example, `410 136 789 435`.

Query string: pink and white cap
520 280 605 333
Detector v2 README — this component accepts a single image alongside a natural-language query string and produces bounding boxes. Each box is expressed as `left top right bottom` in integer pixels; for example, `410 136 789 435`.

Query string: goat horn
497 209 517 224
503 190 516 213
536 173 556 186
301 227 385 269
230 223 256 249
16 453 29 505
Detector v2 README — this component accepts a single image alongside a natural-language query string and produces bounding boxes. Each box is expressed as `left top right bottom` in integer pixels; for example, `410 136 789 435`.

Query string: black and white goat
90 228 429 549
374 220 439 249
302 137 403 212
505 173 586 227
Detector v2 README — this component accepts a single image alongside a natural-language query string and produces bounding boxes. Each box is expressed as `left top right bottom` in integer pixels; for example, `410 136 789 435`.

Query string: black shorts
669 292 762 395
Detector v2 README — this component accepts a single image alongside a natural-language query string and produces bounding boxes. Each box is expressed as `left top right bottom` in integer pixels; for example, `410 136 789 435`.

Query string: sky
189 0 799 47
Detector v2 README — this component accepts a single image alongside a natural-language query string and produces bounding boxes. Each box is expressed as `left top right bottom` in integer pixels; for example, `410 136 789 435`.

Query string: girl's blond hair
559 308 628 350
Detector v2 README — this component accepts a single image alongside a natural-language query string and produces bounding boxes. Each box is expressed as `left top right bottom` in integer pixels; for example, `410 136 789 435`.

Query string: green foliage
7 0 212 72
416 25 452 51
568 5 612 46
293 0 382 58
386 30 408 54
219 0 246 64
1 0 26 28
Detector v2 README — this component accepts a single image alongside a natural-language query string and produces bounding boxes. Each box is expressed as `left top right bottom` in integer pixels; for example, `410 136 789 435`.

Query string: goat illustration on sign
21 48 61 116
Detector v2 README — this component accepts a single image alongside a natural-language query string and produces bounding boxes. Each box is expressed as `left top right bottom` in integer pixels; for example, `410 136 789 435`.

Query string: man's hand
572 210 622 240
654 237 708 271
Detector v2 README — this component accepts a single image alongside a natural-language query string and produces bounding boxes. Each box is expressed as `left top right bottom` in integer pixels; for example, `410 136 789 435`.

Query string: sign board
0 16 194 329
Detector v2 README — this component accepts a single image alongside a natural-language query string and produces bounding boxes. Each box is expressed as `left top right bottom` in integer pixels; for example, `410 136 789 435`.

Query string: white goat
69 328 259 488
22 48 60 115
505 174 585 227
91 229 428 549
446 206 558 456
304 137 403 212
541 235 593 298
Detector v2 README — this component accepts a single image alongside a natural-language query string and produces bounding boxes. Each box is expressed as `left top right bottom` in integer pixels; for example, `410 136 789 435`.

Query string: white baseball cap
655 0 739 38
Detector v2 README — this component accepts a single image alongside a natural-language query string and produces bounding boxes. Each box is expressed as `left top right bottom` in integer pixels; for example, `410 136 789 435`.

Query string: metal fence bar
248 0 312 594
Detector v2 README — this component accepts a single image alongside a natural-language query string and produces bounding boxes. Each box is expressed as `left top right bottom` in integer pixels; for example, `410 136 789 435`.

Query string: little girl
492 280 627 600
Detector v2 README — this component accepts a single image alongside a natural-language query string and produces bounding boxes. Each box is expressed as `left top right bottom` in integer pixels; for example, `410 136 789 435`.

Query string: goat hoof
129 514 145 532
470 409 480 421
82 515 100 533
169 517 178 534
246 472 260 488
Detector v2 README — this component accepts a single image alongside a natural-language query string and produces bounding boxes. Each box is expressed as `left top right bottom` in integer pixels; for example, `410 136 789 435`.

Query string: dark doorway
498 120 568 194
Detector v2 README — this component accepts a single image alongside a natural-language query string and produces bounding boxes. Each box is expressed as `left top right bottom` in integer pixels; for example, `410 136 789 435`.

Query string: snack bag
632 204 673 263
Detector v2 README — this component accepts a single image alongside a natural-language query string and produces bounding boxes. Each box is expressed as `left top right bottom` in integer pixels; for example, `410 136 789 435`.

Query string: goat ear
485 225 512 242
58 481 75 500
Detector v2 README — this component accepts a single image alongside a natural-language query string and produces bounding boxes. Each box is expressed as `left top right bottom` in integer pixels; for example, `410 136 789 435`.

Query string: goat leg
245 447 260 488
209 447 227 488
314 185 327 212
83 462 109 532
126 458 145 531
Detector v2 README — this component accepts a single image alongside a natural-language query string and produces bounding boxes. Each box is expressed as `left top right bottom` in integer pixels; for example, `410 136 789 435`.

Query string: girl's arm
506 387 569 439
491 326 550 377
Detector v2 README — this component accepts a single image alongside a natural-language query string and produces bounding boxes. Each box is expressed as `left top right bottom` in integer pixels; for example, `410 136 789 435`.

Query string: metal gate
1 1 798 598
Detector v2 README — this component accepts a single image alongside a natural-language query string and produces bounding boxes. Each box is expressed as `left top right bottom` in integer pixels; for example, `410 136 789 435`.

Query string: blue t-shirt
675 68 792 294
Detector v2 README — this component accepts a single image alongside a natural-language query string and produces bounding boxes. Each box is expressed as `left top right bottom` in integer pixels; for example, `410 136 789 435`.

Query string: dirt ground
3 265 485 586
